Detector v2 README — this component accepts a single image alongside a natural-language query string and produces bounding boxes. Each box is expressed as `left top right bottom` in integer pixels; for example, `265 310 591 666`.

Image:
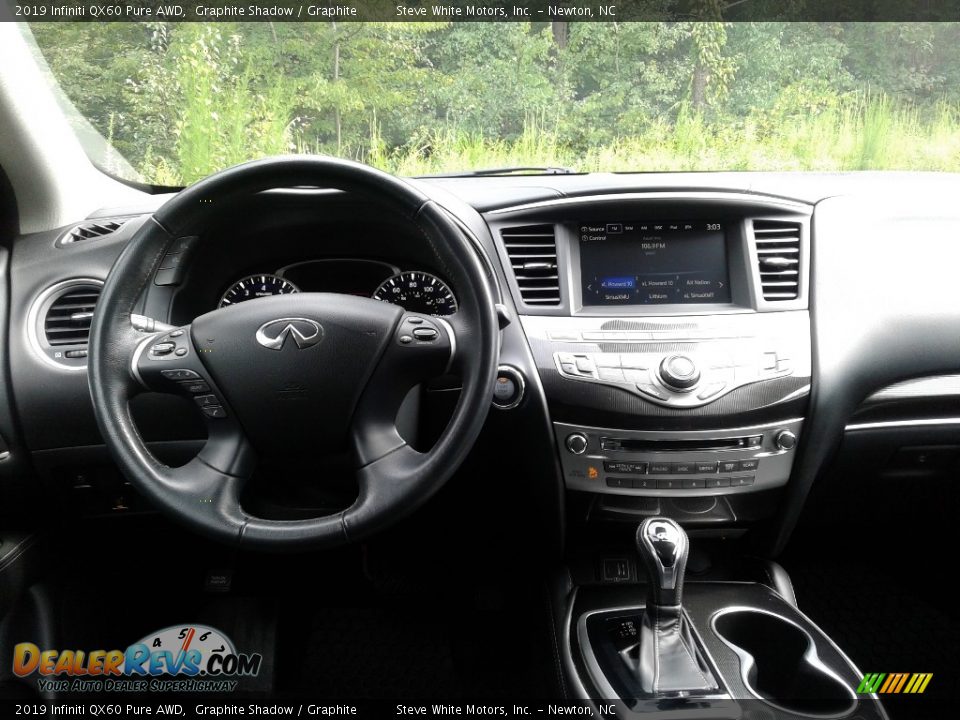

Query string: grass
142 93 960 184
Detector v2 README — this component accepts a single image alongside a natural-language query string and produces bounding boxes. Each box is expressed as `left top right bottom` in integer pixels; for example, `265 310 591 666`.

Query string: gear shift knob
636 517 688 608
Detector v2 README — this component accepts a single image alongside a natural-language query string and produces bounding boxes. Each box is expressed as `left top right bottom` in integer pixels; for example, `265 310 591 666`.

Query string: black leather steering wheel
88 156 499 550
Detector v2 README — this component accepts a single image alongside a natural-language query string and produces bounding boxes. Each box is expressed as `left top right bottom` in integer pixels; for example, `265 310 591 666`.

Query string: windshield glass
28 21 960 185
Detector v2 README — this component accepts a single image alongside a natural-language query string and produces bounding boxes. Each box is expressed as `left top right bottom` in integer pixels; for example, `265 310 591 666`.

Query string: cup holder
712 608 858 718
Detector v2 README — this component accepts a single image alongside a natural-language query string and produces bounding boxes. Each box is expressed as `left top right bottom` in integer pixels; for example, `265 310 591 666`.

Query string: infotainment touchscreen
579 221 731 306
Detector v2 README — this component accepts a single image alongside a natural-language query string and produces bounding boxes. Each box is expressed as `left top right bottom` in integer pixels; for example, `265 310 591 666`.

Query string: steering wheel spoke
350 312 455 465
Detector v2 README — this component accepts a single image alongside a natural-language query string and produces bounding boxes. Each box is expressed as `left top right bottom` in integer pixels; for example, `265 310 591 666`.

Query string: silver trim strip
846 417 960 432
434 316 457 374
130 333 160 388
865 374 960 401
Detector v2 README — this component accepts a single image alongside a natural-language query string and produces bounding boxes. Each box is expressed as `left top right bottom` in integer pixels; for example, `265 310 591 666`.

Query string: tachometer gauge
219 274 299 308
372 271 457 316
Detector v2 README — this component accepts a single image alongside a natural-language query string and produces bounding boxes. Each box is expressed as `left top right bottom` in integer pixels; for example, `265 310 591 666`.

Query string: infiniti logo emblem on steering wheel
255 318 324 351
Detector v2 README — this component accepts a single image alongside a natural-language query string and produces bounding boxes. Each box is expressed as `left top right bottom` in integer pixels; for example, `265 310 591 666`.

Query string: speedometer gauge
372 271 457 316
219 274 299 308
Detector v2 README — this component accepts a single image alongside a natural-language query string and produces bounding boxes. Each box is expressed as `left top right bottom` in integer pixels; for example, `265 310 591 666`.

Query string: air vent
60 219 127 245
44 285 101 346
752 219 801 300
500 225 560 306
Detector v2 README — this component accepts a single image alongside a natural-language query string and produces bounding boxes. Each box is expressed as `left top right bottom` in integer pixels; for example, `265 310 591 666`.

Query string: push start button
492 365 525 410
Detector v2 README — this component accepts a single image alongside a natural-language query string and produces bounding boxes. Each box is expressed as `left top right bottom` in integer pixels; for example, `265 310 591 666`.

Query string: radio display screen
579 221 731 306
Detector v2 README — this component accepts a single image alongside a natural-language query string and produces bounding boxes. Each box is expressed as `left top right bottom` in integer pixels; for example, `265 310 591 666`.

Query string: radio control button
623 369 649 384
575 356 596 374
719 460 739 473
695 461 718 473
603 461 647 474
683 478 706 489
636 383 669 400
696 382 727 400
598 368 626 383
657 478 682 489
565 433 589 455
649 461 672 474
731 475 756 487
705 477 731 488
633 478 656 490
595 354 621 368
672 461 696 474
620 354 648 369
739 459 760 471
775 430 797 450
606 477 631 488
659 354 701 390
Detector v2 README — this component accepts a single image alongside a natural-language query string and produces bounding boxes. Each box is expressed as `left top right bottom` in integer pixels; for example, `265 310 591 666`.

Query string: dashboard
4 171 960 557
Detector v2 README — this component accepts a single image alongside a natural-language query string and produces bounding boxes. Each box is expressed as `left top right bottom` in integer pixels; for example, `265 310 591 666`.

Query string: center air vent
752 219 801 300
29 280 103 369
500 225 560 306
59 219 127 245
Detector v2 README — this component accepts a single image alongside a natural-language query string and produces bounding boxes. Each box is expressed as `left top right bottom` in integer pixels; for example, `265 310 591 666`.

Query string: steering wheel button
412 328 438 341
194 394 219 407
180 380 210 394
399 335 413 344
151 342 175 355
202 406 227 419
174 347 188 356
159 252 182 270
407 317 424 325
161 369 199 380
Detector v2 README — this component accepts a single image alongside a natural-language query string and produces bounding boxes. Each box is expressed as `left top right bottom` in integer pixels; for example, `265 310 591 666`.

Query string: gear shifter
632 517 718 695
637 516 688 609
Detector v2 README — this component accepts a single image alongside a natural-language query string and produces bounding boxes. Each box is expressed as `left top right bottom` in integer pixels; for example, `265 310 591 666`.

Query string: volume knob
775 430 797 450
565 433 589 455
659 354 700 390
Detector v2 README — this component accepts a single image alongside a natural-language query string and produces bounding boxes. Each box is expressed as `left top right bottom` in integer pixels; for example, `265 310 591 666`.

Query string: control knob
565 433 589 455
775 430 797 450
659 354 701 390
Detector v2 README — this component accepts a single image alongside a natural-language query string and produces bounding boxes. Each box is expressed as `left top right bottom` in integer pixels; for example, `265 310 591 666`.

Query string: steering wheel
87 156 499 550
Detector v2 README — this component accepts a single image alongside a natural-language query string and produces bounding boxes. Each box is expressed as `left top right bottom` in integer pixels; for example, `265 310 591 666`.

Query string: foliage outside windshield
28 22 960 185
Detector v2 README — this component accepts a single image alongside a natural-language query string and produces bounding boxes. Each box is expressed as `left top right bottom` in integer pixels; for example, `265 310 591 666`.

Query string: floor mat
279 592 555 699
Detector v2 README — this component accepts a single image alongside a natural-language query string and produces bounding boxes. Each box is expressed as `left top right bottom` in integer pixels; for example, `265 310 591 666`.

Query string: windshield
27 21 960 185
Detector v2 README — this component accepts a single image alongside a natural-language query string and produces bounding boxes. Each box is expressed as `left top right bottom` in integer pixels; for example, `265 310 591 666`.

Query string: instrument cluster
217 259 458 316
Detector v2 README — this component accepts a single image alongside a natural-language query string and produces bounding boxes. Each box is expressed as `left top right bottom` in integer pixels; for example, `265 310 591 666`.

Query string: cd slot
601 435 762 452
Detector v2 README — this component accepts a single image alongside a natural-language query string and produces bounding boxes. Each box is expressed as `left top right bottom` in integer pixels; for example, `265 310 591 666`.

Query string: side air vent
752 219 801 300
500 225 560 306
59 219 127 245
44 285 101 346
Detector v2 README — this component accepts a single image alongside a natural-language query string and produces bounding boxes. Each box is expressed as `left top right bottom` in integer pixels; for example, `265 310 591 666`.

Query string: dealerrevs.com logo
13 624 262 693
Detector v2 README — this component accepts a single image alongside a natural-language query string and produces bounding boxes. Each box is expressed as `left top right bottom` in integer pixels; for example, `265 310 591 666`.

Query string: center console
488 192 812 518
